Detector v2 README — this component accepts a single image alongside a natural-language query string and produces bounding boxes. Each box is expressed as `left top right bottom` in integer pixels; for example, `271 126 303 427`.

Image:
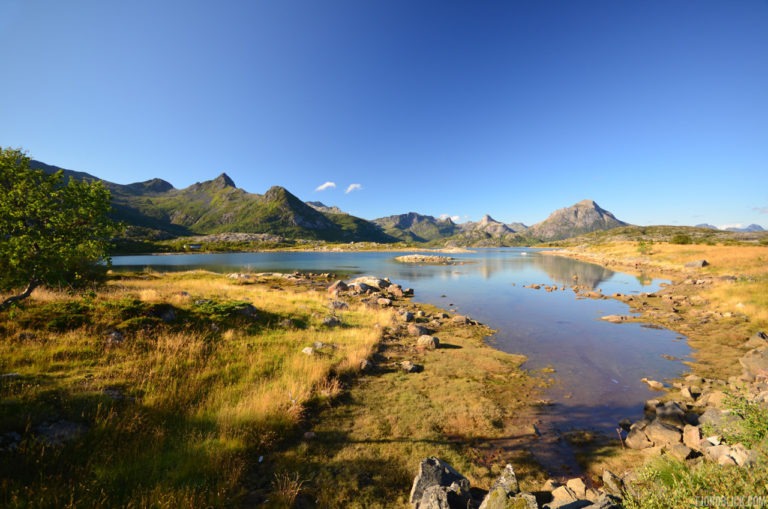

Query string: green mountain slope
30 161 395 243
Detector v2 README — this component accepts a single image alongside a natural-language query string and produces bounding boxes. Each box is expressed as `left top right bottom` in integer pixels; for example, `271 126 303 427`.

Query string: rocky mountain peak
528 199 628 240
479 214 498 225
213 173 236 188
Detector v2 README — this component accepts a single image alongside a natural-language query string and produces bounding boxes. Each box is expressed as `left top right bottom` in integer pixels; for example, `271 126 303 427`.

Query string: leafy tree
0 148 119 310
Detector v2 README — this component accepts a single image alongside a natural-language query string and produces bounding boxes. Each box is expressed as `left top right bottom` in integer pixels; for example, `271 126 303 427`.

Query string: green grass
0 272 390 507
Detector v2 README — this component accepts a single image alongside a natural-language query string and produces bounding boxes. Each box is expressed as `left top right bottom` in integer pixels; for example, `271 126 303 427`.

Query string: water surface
112 249 689 435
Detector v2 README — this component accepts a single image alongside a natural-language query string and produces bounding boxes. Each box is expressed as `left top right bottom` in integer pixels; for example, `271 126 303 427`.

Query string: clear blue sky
1 1 766 228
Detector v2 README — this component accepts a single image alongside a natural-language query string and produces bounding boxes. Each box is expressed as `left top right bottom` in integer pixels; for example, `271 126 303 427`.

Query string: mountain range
695 223 765 233
31 159 633 246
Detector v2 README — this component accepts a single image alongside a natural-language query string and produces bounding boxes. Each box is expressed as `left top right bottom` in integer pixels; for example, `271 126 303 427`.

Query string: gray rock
591 494 623 509
408 324 430 336
322 315 341 327
301 347 315 356
410 458 471 509
452 315 470 325
740 346 768 380
655 401 686 427
349 276 391 290
728 443 757 467
327 280 348 294
645 421 682 446
400 311 415 322
479 464 521 509
329 300 349 310
625 427 653 449
704 444 732 463
401 361 423 373
683 424 702 450
667 443 693 461
377 297 393 307
698 408 743 435
684 259 709 268
417 335 440 350
34 420 87 446
566 478 587 499
601 470 624 497
744 331 768 349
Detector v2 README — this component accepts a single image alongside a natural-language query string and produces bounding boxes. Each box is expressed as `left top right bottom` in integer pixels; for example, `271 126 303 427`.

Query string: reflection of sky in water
113 248 689 433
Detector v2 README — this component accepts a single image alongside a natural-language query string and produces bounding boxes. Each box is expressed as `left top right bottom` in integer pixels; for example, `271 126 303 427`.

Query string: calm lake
111 249 690 436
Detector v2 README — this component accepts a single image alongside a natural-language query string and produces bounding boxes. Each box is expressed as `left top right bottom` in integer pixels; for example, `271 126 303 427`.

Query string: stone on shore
409 457 471 509
417 335 440 350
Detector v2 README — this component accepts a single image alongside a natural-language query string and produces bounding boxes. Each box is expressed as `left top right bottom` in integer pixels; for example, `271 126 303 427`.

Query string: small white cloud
439 214 461 222
315 181 336 192
345 183 362 194
719 223 743 230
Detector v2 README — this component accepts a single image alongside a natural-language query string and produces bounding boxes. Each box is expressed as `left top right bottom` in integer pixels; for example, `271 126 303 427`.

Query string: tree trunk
0 280 40 311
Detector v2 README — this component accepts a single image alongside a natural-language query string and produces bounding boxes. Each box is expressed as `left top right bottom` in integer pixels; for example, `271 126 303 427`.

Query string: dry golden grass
0 271 392 507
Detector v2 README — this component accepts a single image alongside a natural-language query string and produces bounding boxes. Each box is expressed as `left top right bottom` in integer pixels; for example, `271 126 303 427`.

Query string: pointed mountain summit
528 199 628 240
373 212 458 242
213 173 236 188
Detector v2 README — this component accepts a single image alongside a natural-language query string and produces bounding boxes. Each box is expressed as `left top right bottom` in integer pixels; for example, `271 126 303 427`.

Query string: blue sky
1 1 766 228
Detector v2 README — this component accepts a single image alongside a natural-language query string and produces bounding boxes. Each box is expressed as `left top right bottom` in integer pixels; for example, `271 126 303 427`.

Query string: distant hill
372 212 458 242
30 160 395 243
695 223 719 230
527 200 628 241
306 201 347 215
726 224 765 233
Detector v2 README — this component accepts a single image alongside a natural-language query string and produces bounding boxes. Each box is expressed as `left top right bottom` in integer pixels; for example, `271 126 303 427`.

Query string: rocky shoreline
398 248 767 508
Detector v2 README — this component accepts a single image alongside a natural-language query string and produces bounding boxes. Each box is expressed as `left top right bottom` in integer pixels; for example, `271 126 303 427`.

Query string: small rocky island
395 254 456 264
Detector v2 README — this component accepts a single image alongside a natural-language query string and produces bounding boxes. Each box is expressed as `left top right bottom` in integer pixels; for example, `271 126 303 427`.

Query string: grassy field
0 272 393 507
0 271 544 508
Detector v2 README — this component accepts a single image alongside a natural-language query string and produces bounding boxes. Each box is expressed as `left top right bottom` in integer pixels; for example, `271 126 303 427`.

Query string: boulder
744 331 768 349
565 478 587 499
704 444 731 463
739 346 768 380
478 464 523 509
591 494 623 509
601 470 624 497
728 443 757 467
645 421 682 446
377 297 393 307
452 315 470 325
408 324 430 336
329 300 349 310
698 408 743 436
322 316 341 327
625 427 653 450
667 443 693 461
349 276 391 290
327 280 348 294
641 378 665 390
401 361 423 373
684 260 709 268
683 424 702 450
388 284 405 298
417 335 440 350
409 458 471 509
655 401 686 427
400 311 415 322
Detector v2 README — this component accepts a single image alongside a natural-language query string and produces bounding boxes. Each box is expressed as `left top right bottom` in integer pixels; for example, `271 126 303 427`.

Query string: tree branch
0 279 40 311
